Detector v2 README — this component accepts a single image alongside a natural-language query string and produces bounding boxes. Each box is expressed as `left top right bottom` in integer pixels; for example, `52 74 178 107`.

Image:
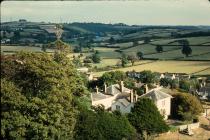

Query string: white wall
156 97 171 119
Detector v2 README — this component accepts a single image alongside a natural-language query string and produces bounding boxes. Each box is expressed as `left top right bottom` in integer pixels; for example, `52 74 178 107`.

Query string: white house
160 73 176 80
91 81 137 114
140 88 172 120
77 67 89 73
197 82 210 100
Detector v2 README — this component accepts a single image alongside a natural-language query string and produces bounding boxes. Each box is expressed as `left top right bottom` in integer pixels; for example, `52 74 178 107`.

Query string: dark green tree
128 98 169 134
156 45 163 53
136 51 143 60
180 40 192 57
109 37 115 44
139 70 156 84
182 45 192 57
144 37 150 44
179 80 191 92
133 41 139 46
99 71 126 86
160 78 171 87
13 30 20 41
91 53 101 63
3 31 7 38
73 46 82 53
171 92 203 121
74 106 136 140
127 55 138 66
121 54 128 67
41 44 47 52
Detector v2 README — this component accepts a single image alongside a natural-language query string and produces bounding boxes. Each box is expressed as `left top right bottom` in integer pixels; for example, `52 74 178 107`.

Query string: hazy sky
1 0 210 25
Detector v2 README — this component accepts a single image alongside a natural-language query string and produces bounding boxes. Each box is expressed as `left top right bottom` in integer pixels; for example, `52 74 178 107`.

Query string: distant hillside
1 20 210 45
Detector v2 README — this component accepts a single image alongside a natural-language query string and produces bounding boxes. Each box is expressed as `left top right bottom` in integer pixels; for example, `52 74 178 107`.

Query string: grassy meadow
94 60 210 76
1 45 55 53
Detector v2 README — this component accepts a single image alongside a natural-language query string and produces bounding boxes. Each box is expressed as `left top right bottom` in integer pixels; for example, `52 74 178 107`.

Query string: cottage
77 67 89 73
160 73 176 80
91 81 137 113
198 83 210 100
140 88 172 119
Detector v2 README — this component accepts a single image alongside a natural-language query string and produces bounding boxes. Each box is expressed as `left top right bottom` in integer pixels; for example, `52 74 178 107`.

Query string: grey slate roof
91 83 131 102
199 86 210 94
116 98 131 107
106 84 131 96
91 92 112 101
140 89 172 101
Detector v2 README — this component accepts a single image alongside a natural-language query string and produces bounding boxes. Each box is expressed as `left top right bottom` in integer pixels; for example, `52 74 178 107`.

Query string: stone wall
178 122 200 131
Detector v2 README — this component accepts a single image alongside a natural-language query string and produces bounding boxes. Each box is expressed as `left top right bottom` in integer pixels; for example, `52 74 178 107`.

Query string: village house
91 81 172 118
197 82 210 100
91 81 137 114
139 87 172 120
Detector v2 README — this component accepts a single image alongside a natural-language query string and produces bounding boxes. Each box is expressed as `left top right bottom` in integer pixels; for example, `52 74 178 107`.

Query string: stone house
91 81 137 114
140 88 172 119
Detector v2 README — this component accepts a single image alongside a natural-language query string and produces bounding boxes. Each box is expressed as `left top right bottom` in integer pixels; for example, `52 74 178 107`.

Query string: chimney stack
145 84 148 93
130 89 134 103
96 86 99 94
120 81 124 92
134 81 138 88
104 83 107 93
135 91 138 102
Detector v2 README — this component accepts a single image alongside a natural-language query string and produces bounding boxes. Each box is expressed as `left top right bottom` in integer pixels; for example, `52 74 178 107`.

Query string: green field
144 46 210 60
94 60 210 76
94 47 121 58
1 45 55 53
152 36 210 45
92 59 120 68
115 35 210 60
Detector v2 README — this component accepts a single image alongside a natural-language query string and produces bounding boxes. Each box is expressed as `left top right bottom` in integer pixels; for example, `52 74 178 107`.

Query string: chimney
134 81 138 88
130 89 134 103
104 83 107 93
120 81 124 92
203 82 206 87
134 91 138 102
96 86 99 94
145 84 148 93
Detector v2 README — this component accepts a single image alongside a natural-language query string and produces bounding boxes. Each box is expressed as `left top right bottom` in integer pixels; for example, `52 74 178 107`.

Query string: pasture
94 60 210 76
1 45 54 53
151 36 210 45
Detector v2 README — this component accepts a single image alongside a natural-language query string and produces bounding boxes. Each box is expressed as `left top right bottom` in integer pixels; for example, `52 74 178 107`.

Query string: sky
1 0 210 25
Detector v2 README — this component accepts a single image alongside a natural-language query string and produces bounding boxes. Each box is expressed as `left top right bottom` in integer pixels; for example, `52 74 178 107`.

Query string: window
116 105 120 110
162 100 165 107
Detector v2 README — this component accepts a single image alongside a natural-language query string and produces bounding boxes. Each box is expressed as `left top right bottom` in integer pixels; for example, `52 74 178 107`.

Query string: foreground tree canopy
1 52 87 139
74 106 136 140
